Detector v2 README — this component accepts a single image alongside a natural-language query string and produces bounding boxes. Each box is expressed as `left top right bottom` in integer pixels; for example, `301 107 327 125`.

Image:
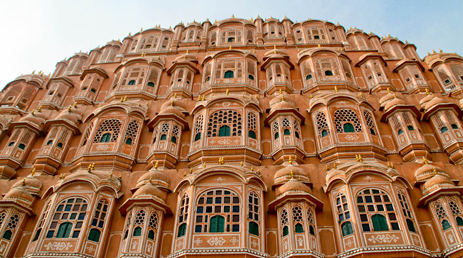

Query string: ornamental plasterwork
230 236 239 245
367 234 399 244
345 135 360 141
207 237 226 246
43 242 74 251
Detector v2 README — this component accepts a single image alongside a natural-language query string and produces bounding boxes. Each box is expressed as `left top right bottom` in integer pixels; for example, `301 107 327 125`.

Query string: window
357 189 399 232
195 133 201 141
147 82 155 87
8 142 14 147
195 189 240 233
46 140 53 145
178 194 189 236
248 191 259 235
18 144 25 150
249 222 259 236
398 129 404 135
441 127 448 133
160 134 167 140
33 203 50 242
148 212 158 240
307 208 316 236
171 136 177 144
364 111 378 136
306 74 312 80
398 191 416 233
293 205 304 233
132 210 146 236
128 80 136 85
124 119 140 146
248 74 254 80
336 193 350 223
247 112 258 140
408 125 415 131
57 142 63 148
133 227 142 236
88 199 108 242
275 132 279 139
452 124 459 129
435 202 451 230
322 130 328 137
334 109 362 133
194 115 204 142
125 138 132 145
207 110 242 137
2 213 20 240
94 119 122 143
316 112 329 137
280 208 289 237
224 70 234 78
325 70 333 76
248 130 256 139
341 222 353 236
47 198 87 239
88 229 101 242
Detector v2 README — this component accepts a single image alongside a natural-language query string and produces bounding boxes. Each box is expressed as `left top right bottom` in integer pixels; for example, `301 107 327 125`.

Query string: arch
295 223 304 233
133 226 142 236
56 222 73 238
88 228 101 242
210 215 225 233
283 225 289 236
148 229 155 239
218 125 231 136
341 221 353 236
343 123 355 133
248 130 256 139
2 230 12 240
372 214 389 231
224 70 234 78
442 219 451 230
249 221 259 236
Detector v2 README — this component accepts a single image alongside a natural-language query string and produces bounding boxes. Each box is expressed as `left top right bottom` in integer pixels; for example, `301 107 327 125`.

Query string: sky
0 0 462 88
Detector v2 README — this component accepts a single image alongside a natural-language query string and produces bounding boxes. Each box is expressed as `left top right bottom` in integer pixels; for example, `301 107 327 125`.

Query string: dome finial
31 167 35 176
288 156 292 164
21 179 26 186
290 169 294 179
433 167 437 175
387 87 390 94
154 161 159 169
335 86 338 92
423 157 428 165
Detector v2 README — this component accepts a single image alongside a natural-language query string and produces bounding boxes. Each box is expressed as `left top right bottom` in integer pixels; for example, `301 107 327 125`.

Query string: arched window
47 198 87 239
124 119 140 146
3 230 12 240
398 129 404 135
307 208 316 236
248 130 256 139
248 192 259 235
334 109 362 133
148 212 158 240
177 194 189 237
47 140 53 145
452 124 459 129
321 130 328 137
195 189 240 233
171 136 177 143
8 142 14 147
2 213 20 240
133 227 142 236
441 126 449 133
160 134 167 140
341 221 353 236
306 74 312 80
194 115 204 142
88 229 101 242
336 193 350 224
293 205 304 233
407 125 415 131
18 144 25 150
247 112 258 140
457 217 463 226
284 129 291 135
88 199 108 243
128 80 136 85
207 110 242 137
280 208 289 237
224 71 234 78
147 82 155 87
435 202 450 230
132 210 146 236
57 142 63 148
442 220 451 230
94 119 122 143
125 138 132 145
357 189 399 232
219 125 230 136
325 70 333 76
195 133 201 141
364 111 378 136
398 191 417 233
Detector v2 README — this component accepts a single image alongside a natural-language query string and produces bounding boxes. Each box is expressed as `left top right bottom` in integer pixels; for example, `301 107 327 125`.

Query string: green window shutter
217 216 225 232
101 133 111 142
2 230 12 240
295 223 304 233
133 227 142 236
219 126 230 136
275 132 279 139
457 217 463 226
224 71 234 78
195 133 201 141
342 222 353 236
56 222 72 238
160 134 167 140
343 123 355 133
441 127 449 133
248 130 256 139
322 130 328 137
406 219 416 232
177 224 186 237
309 225 315 235
171 136 177 143
249 222 259 236
442 220 451 230
398 129 404 135
283 226 289 236
88 229 101 242
148 230 155 240
210 216 218 232
284 129 291 135
372 214 388 231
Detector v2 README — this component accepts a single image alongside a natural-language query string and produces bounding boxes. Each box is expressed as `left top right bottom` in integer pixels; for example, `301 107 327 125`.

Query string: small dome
137 170 169 188
4 187 34 203
274 166 306 181
55 108 82 126
277 179 312 196
379 92 395 106
419 94 435 108
132 182 166 201
415 164 447 182
19 112 46 127
425 97 445 111
325 169 345 183
158 106 185 118
270 100 296 113
384 97 406 111
12 175 42 191
423 175 454 195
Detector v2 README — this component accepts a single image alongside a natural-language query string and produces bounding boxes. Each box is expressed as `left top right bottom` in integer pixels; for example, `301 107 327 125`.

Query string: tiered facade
2 16 463 258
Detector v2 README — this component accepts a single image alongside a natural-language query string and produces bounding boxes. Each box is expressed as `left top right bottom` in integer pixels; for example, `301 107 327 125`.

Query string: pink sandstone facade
1 16 463 258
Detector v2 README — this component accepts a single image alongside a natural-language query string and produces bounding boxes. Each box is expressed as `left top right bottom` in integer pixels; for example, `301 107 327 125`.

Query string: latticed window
445 111 460 130
247 60 256 80
124 120 140 145
133 210 146 236
398 191 416 232
336 193 353 236
401 112 415 131
451 64 463 81
194 189 240 233
177 194 189 237
93 119 122 143
449 199 463 226
247 112 257 139
293 205 304 233
194 115 204 141
432 115 448 134
314 57 340 77
334 109 362 133
281 209 289 236
307 208 316 235
357 189 399 232
123 211 132 240
148 212 158 240
248 192 259 236
435 201 451 230
316 112 329 137
282 118 291 136
341 59 354 79
171 125 179 143
121 67 147 86
220 29 242 44
0 211 6 229
294 120 301 139
2 213 20 240
32 203 50 241
215 59 243 79
147 68 159 88
437 68 452 85
272 121 280 140
306 27 326 40
47 198 87 239
363 111 377 135
88 199 108 242
158 123 170 141
207 110 242 137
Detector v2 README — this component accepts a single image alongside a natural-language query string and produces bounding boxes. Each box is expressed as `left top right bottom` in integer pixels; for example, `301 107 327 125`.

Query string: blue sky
0 0 461 87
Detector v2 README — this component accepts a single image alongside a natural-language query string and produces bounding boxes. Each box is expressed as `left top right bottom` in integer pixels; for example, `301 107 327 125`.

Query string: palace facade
1 16 463 258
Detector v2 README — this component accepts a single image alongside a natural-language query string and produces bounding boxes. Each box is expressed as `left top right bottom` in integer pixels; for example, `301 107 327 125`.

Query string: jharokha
2 16 463 258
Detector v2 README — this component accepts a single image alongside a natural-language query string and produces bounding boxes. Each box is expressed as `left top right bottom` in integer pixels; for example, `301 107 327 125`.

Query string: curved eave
201 50 259 66
418 187 463 206
354 54 387 67
166 61 200 75
268 192 324 211
7 121 42 135
114 58 165 73
381 104 421 122
119 197 171 215
260 56 294 70
148 113 189 130
245 174 268 192
84 104 148 123
423 103 463 121
297 49 351 64
0 201 35 216
393 59 425 73
264 108 305 126
44 76 74 89
80 67 109 80
43 119 81 135
307 94 375 113
192 97 263 114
